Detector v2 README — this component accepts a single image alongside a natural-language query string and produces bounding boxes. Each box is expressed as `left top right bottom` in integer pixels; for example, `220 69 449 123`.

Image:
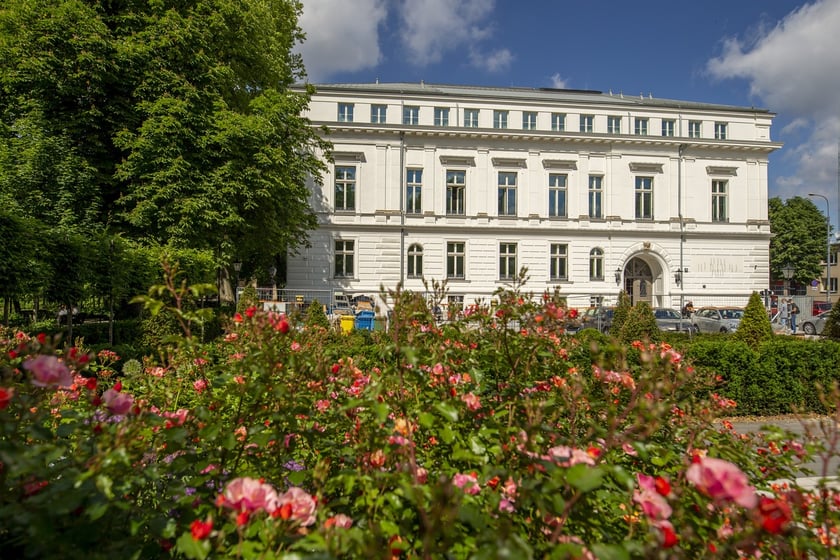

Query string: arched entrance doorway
622 257 654 305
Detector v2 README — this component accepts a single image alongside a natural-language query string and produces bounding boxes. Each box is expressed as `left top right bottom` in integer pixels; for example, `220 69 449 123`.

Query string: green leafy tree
732 291 774 346
305 299 331 330
768 196 827 285
619 301 661 343
610 291 632 336
0 0 328 262
822 301 840 340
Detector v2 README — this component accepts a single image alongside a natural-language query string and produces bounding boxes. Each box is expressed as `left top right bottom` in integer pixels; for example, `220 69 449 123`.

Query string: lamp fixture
674 269 682 286
614 268 622 285
233 261 242 273
781 262 795 281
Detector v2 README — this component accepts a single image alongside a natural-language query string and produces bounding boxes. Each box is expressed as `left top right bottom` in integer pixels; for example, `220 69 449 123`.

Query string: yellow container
340 314 355 333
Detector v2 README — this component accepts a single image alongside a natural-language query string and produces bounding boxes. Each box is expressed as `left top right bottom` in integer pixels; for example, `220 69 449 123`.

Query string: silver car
653 308 688 331
691 307 745 334
801 311 830 336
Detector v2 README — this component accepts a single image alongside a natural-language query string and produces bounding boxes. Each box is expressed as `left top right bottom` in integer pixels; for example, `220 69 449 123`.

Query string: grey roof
307 82 772 115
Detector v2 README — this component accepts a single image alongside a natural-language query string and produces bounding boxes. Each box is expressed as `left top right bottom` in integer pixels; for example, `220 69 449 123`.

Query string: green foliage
823 301 840 340
237 285 261 313
732 291 774 347
618 301 661 344
610 290 632 335
305 299 331 330
2 287 840 559
768 196 826 284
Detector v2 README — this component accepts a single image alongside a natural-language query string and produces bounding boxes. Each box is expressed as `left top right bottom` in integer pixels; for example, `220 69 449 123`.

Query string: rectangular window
499 243 517 281
548 173 567 218
338 103 354 122
634 117 648 135
406 169 423 214
522 111 537 130
635 176 653 219
498 172 517 216
550 243 568 281
446 170 466 215
711 179 728 222
607 116 621 134
334 240 354 278
370 104 387 124
464 109 479 128
661 119 675 137
715 122 728 139
446 242 465 279
588 175 603 219
688 120 701 138
334 166 356 211
831 250 838 266
434 107 449 127
403 105 420 125
551 113 566 131
493 110 508 129
580 114 594 133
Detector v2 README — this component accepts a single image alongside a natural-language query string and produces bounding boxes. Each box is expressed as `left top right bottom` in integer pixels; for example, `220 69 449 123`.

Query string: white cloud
550 73 568 89
398 0 496 65
706 0 840 205
468 48 513 73
296 0 388 82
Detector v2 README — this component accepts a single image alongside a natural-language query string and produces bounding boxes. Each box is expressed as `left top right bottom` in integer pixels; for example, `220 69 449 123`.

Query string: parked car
691 306 745 334
653 308 687 331
801 311 830 336
812 301 833 316
580 306 614 333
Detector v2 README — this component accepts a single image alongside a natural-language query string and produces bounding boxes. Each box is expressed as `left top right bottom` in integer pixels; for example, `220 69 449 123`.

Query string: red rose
190 518 213 540
758 496 792 534
0 387 13 410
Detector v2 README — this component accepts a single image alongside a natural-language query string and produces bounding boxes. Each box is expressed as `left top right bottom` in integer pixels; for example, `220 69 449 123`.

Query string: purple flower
284 460 305 472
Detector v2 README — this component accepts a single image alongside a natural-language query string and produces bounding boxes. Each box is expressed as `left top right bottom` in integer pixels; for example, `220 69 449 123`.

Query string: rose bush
0 283 839 559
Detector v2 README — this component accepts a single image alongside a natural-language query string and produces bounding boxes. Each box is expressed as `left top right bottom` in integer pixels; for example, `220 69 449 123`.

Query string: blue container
355 310 375 331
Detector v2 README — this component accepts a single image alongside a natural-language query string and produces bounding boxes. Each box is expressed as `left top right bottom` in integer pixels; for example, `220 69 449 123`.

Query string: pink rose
453 472 481 495
461 392 481 411
633 474 672 521
276 486 316 526
686 456 757 508
102 388 134 415
24 355 74 388
325 513 353 529
548 446 595 467
193 379 207 393
219 477 279 514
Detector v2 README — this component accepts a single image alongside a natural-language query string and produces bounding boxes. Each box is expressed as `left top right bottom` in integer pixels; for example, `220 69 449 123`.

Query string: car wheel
691 324 700 334
803 322 816 335
719 327 728 333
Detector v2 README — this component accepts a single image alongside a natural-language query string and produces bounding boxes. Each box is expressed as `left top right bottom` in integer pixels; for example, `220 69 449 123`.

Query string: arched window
589 248 604 281
407 244 423 278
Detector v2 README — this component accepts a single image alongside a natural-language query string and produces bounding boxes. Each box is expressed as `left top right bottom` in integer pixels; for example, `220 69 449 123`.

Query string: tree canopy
0 0 327 265
768 196 828 285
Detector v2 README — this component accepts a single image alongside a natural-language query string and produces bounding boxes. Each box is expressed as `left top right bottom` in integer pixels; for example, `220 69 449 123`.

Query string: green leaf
176 532 210 560
435 402 459 422
418 412 436 428
566 464 605 492
590 543 630 560
96 474 114 499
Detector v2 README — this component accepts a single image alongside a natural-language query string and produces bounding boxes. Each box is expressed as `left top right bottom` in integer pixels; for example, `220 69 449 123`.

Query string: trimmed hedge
686 336 840 416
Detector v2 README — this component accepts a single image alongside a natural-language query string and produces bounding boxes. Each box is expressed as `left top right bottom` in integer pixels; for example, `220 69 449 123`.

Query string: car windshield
656 309 680 319
721 309 744 319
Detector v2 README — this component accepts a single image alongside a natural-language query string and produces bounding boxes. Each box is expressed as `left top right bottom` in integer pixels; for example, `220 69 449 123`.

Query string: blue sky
297 0 840 227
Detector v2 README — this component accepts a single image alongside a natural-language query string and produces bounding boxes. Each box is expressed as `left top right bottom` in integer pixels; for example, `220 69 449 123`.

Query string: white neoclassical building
287 82 781 311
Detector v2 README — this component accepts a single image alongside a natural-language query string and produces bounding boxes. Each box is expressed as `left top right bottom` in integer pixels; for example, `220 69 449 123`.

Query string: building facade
287 83 781 311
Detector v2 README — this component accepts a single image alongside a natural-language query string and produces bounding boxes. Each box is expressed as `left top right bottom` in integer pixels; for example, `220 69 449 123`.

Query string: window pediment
542 159 577 170
492 157 527 168
332 151 366 162
706 166 738 176
440 155 476 166
628 162 663 173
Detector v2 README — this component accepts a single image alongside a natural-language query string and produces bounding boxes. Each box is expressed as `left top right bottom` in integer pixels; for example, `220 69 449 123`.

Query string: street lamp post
268 265 277 302
782 262 795 297
808 193 831 304
233 261 242 309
